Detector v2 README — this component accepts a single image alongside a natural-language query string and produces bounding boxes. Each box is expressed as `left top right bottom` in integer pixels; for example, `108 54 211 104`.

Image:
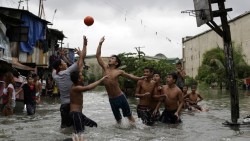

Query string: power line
101 0 181 48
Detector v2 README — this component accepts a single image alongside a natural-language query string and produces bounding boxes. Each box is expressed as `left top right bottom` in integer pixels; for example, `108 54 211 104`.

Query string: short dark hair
167 72 178 82
52 59 62 70
153 70 161 77
70 71 80 84
144 67 154 73
191 85 197 89
111 55 121 68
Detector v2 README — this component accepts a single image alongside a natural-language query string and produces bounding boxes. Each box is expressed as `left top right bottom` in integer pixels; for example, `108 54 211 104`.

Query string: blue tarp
20 14 45 53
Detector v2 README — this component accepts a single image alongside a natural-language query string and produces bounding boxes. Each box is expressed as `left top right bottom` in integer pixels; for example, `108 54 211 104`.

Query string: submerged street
1 87 250 141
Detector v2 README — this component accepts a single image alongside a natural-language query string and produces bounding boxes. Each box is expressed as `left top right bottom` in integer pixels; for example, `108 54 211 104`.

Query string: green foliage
117 53 175 92
185 76 198 86
197 43 250 88
88 73 96 83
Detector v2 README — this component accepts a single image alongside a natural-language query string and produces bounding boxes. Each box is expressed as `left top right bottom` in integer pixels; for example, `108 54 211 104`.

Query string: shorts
26 103 36 115
159 109 181 124
60 103 72 128
109 93 132 121
69 111 97 133
137 105 154 126
151 110 160 122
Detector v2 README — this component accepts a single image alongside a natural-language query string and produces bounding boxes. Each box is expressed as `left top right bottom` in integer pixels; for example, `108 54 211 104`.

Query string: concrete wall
183 12 250 78
84 56 109 79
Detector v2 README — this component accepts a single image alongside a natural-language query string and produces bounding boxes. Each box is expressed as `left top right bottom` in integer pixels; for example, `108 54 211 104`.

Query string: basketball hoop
181 9 208 20
181 0 212 27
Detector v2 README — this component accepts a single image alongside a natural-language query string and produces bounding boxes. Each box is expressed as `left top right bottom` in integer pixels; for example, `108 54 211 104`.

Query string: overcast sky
1 0 249 58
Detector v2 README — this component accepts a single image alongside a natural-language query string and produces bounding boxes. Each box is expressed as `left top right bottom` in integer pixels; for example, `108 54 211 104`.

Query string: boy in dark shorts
155 72 184 124
69 71 108 133
184 85 204 111
135 67 155 125
52 36 87 129
96 36 146 124
151 71 165 122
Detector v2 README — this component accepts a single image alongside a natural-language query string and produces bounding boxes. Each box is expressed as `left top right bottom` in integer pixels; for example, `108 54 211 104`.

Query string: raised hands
83 35 87 46
99 36 105 45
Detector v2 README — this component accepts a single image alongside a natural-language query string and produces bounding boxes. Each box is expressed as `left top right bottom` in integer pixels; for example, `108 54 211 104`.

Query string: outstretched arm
120 70 146 81
78 36 87 72
15 88 23 96
96 36 106 70
75 75 109 92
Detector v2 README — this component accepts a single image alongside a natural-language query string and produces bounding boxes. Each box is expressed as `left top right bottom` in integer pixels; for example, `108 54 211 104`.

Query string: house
0 7 68 78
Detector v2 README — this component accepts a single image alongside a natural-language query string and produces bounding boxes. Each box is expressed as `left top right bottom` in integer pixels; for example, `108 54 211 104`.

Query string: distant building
0 6 67 78
182 11 250 78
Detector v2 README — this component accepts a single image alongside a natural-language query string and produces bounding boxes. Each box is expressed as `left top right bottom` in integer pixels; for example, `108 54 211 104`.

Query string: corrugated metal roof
0 6 51 24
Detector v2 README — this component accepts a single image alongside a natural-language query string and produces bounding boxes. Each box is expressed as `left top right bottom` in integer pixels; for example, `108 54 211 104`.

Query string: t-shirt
22 84 36 104
52 62 78 104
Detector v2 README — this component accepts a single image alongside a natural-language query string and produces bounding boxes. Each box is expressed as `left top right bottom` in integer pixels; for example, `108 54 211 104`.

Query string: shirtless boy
96 36 145 124
150 71 164 121
70 71 108 133
135 67 155 125
52 36 87 129
184 85 203 111
155 72 183 124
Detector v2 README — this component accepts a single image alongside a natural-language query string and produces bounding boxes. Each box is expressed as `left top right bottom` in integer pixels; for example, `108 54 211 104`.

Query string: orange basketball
84 16 94 26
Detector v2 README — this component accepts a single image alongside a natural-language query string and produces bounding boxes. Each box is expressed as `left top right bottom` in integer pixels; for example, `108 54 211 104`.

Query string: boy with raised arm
96 36 145 124
69 65 108 133
52 36 87 129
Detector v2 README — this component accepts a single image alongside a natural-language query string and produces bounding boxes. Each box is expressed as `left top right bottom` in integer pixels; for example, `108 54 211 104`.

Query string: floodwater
1 86 250 141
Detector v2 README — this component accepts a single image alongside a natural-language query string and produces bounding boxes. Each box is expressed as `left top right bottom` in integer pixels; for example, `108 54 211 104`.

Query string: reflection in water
0 86 250 141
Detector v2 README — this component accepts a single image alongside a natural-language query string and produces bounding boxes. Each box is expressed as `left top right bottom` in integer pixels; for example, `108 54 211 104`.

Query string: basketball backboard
193 0 212 27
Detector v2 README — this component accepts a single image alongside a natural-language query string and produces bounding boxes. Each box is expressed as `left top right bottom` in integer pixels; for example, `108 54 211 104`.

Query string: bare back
70 86 83 112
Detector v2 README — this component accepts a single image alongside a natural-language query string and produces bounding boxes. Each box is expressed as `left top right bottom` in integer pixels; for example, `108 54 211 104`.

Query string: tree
117 52 175 95
197 44 250 89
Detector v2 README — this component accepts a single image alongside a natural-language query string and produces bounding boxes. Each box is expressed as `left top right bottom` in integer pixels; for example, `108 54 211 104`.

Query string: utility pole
25 0 29 11
38 0 42 17
51 9 57 27
18 0 23 9
135 46 145 60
